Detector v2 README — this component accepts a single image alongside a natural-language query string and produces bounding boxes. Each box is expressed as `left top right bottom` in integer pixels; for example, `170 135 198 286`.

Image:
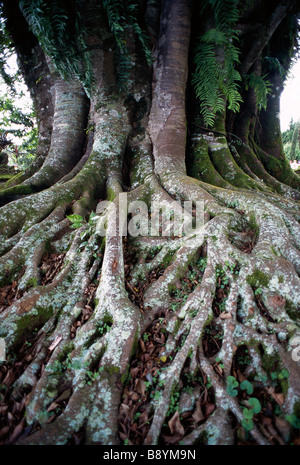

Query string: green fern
102 0 152 90
243 73 272 110
19 0 93 90
19 0 152 92
264 56 286 80
192 0 242 127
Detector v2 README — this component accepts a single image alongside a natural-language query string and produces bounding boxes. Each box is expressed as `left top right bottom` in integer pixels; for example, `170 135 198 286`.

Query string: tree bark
0 0 299 446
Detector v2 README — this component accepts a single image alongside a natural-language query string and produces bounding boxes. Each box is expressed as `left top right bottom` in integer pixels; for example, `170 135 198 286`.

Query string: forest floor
1 233 300 445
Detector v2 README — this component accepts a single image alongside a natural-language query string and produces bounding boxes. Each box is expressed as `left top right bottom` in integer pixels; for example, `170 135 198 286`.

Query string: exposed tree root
0 167 299 445
0 0 299 447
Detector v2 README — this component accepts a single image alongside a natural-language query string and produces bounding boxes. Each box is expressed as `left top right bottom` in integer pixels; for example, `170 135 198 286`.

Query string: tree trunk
0 0 299 446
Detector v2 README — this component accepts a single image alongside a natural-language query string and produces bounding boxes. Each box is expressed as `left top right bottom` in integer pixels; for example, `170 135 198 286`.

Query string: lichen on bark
0 0 299 447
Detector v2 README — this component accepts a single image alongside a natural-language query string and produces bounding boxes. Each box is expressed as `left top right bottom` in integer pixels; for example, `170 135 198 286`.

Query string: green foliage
264 56 286 80
20 0 151 92
197 256 207 273
243 73 272 111
240 380 253 395
0 8 38 170
290 121 300 161
67 214 86 230
102 0 152 90
67 212 104 261
95 319 113 337
86 367 104 385
0 71 38 169
166 384 181 418
226 376 262 431
241 398 261 431
20 0 93 89
285 414 300 429
282 119 300 162
246 269 270 288
49 354 78 376
192 0 242 127
226 375 239 396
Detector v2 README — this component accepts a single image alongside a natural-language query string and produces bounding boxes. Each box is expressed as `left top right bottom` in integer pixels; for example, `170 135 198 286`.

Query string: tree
0 0 300 446
282 119 300 162
0 8 38 175
290 121 300 161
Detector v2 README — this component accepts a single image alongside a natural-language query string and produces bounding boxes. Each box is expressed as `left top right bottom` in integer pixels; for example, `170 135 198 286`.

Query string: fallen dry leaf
168 410 185 436
7 418 25 444
266 387 285 406
192 398 205 423
204 403 215 416
135 379 147 397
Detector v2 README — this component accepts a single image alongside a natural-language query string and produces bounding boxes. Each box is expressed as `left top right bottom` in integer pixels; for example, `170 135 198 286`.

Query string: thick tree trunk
0 0 299 446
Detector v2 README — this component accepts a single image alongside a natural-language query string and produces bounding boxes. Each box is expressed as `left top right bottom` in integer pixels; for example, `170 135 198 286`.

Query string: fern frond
19 0 151 92
102 0 152 90
19 0 93 90
243 73 272 110
192 1 242 127
264 56 286 80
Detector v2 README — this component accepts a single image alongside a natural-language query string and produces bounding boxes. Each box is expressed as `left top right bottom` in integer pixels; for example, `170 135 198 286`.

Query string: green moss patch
246 269 270 288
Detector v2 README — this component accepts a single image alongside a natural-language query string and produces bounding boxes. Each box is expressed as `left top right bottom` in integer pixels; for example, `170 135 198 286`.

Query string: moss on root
188 137 229 188
246 269 270 288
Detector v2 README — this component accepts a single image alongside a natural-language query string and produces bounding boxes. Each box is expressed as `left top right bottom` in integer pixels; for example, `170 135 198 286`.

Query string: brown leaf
47 402 60 413
0 426 10 439
119 431 128 442
161 433 183 444
192 398 205 423
140 339 146 352
12 401 22 414
7 418 25 444
168 410 184 436
130 367 140 377
130 392 140 402
138 410 148 425
3 368 15 386
0 405 8 415
135 379 147 397
119 403 130 416
204 403 215 416
55 388 72 403
274 416 291 439
266 387 284 406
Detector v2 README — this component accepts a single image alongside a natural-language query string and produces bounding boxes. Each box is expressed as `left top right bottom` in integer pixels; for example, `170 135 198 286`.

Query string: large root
0 166 299 445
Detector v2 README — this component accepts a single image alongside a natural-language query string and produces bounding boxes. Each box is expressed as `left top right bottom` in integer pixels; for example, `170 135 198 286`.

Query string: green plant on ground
226 376 262 431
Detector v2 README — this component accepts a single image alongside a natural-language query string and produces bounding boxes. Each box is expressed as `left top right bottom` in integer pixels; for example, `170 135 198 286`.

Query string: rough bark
0 0 299 447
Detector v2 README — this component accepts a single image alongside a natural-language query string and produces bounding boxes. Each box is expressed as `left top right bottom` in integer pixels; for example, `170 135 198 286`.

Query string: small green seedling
67 214 86 229
240 380 254 395
241 397 262 431
226 376 239 397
